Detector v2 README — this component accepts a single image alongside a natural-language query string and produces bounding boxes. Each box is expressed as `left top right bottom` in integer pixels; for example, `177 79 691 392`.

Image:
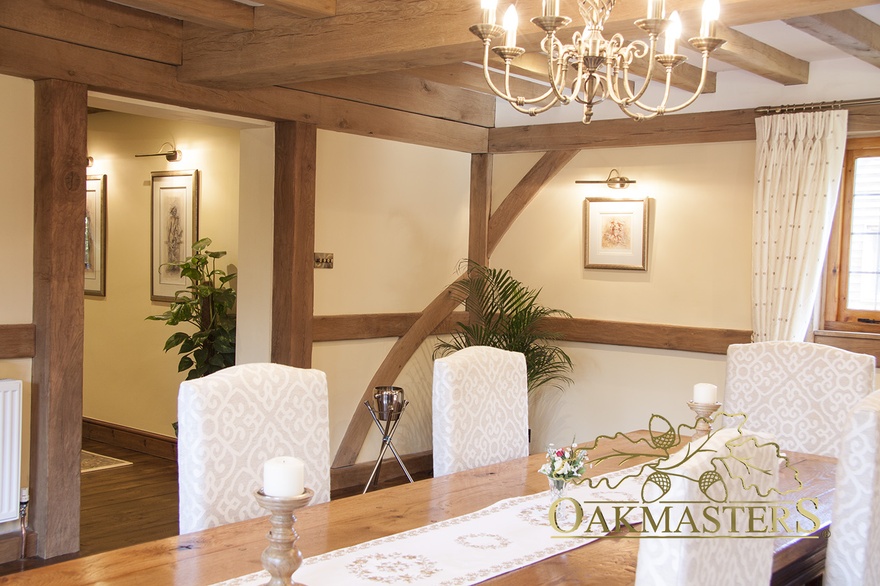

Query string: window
824 137 880 332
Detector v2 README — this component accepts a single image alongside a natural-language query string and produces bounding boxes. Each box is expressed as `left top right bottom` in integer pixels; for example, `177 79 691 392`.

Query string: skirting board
82 418 177 461
330 450 433 499
0 528 36 565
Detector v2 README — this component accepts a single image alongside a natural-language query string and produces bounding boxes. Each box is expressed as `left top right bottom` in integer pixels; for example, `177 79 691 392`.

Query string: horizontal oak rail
313 312 468 342
544 317 752 355
0 323 36 359
312 313 751 355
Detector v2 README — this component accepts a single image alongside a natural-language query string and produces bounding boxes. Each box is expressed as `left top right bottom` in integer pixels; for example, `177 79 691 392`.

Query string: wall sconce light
86 156 94 167
575 169 636 189
135 141 182 162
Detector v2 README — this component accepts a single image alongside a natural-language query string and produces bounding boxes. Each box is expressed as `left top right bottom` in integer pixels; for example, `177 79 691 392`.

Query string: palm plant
434 262 573 394
146 238 236 381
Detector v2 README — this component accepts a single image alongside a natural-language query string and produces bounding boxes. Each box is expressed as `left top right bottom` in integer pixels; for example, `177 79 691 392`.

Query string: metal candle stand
687 401 721 439
363 386 414 493
254 487 314 586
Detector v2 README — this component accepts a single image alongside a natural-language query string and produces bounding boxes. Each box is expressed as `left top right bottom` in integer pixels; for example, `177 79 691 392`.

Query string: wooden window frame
823 136 880 336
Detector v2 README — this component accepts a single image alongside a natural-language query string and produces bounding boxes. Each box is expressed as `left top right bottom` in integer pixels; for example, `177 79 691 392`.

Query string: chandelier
469 0 725 124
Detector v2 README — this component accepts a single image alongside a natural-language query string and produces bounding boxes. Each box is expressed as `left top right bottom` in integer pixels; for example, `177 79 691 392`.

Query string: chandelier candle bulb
503 5 518 47
542 0 559 17
481 0 497 26
647 0 665 20
700 0 720 37
693 383 718 404
664 11 681 54
263 456 304 498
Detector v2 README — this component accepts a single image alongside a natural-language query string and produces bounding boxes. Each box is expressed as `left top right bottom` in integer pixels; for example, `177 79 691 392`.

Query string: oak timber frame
5 16 880 558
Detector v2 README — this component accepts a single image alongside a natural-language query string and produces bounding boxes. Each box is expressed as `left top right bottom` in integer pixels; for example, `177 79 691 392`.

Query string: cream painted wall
490 142 756 448
0 74 34 486
309 131 470 461
84 112 240 437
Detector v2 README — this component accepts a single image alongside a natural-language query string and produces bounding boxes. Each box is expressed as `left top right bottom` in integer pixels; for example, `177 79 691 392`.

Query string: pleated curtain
752 110 848 341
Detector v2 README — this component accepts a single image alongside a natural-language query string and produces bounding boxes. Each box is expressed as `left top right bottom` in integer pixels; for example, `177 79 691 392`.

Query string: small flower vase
548 477 568 502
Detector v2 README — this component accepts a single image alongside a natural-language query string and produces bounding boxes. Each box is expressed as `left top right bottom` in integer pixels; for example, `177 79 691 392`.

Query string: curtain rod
755 97 880 116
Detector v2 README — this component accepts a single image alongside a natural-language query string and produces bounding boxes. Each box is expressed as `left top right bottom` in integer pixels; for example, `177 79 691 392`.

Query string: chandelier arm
617 37 659 105
479 42 520 102
627 51 711 116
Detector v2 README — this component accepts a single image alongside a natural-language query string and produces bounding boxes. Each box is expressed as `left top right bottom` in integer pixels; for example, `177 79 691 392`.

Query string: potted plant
147 238 237 381
433 261 573 394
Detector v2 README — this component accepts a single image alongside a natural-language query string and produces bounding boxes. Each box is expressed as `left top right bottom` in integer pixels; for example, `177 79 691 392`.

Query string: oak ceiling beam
0 0 182 65
178 0 866 90
0 27 487 153
258 0 337 19
488 108 759 153
287 71 496 127
710 23 810 85
406 63 556 106
106 0 254 31
784 10 880 70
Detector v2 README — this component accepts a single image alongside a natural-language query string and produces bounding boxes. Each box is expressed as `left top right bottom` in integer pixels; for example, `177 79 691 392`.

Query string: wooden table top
0 431 836 585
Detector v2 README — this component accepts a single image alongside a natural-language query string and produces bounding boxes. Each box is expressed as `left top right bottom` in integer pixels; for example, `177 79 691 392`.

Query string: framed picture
84 175 107 296
584 197 649 271
151 170 199 301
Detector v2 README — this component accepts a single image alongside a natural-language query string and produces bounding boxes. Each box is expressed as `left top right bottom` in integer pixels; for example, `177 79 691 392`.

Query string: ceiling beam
406 63 559 106
0 0 182 65
107 0 253 31
258 0 336 19
785 10 880 70
0 26 487 153
286 71 496 127
178 0 878 89
710 23 810 85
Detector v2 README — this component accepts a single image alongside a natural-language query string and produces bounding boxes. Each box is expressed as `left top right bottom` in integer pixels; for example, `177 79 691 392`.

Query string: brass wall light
135 141 182 162
575 169 636 189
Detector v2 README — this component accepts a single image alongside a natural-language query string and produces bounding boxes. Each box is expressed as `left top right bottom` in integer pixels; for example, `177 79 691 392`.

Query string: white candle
700 0 720 37
481 0 497 25
647 0 664 19
542 0 559 17
693 383 718 404
664 11 681 55
503 5 518 47
263 456 304 497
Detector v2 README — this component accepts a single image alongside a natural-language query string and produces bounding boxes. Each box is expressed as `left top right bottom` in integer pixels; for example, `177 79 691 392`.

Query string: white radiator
0 380 22 523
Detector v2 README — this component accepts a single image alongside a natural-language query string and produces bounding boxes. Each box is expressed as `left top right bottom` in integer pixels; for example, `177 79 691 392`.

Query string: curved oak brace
331 149 579 469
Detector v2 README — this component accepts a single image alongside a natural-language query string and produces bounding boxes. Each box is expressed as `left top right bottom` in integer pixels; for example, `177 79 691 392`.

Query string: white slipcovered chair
177 363 330 534
635 428 781 586
432 346 529 477
724 341 875 458
825 390 880 586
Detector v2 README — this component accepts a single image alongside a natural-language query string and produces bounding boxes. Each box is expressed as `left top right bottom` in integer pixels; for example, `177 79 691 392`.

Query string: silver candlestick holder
254 487 314 586
687 401 721 439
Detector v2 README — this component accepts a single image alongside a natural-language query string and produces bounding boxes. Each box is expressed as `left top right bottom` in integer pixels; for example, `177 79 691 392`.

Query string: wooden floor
0 438 179 577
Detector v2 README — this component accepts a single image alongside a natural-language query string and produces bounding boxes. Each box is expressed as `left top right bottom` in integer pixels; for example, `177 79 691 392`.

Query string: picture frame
151 170 199 302
84 174 107 296
584 197 649 271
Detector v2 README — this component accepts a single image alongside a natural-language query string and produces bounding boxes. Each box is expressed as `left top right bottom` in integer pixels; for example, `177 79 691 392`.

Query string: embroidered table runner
214 466 646 586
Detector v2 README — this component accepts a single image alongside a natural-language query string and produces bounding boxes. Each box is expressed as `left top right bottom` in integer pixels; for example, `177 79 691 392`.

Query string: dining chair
177 362 330 534
635 428 780 586
825 390 880 586
723 341 875 458
432 345 529 477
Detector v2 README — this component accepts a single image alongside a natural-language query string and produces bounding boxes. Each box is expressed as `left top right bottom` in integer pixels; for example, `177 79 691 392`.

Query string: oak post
271 121 317 368
468 153 492 267
31 78 87 558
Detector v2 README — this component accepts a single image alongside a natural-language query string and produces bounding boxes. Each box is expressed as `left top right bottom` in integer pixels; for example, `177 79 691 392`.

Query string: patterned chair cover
178 363 330 534
432 346 529 477
635 428 780 586
724 341 875 458
825 390 880 585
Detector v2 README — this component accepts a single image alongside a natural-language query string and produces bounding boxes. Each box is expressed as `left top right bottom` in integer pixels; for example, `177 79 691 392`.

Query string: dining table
0 430 836 585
